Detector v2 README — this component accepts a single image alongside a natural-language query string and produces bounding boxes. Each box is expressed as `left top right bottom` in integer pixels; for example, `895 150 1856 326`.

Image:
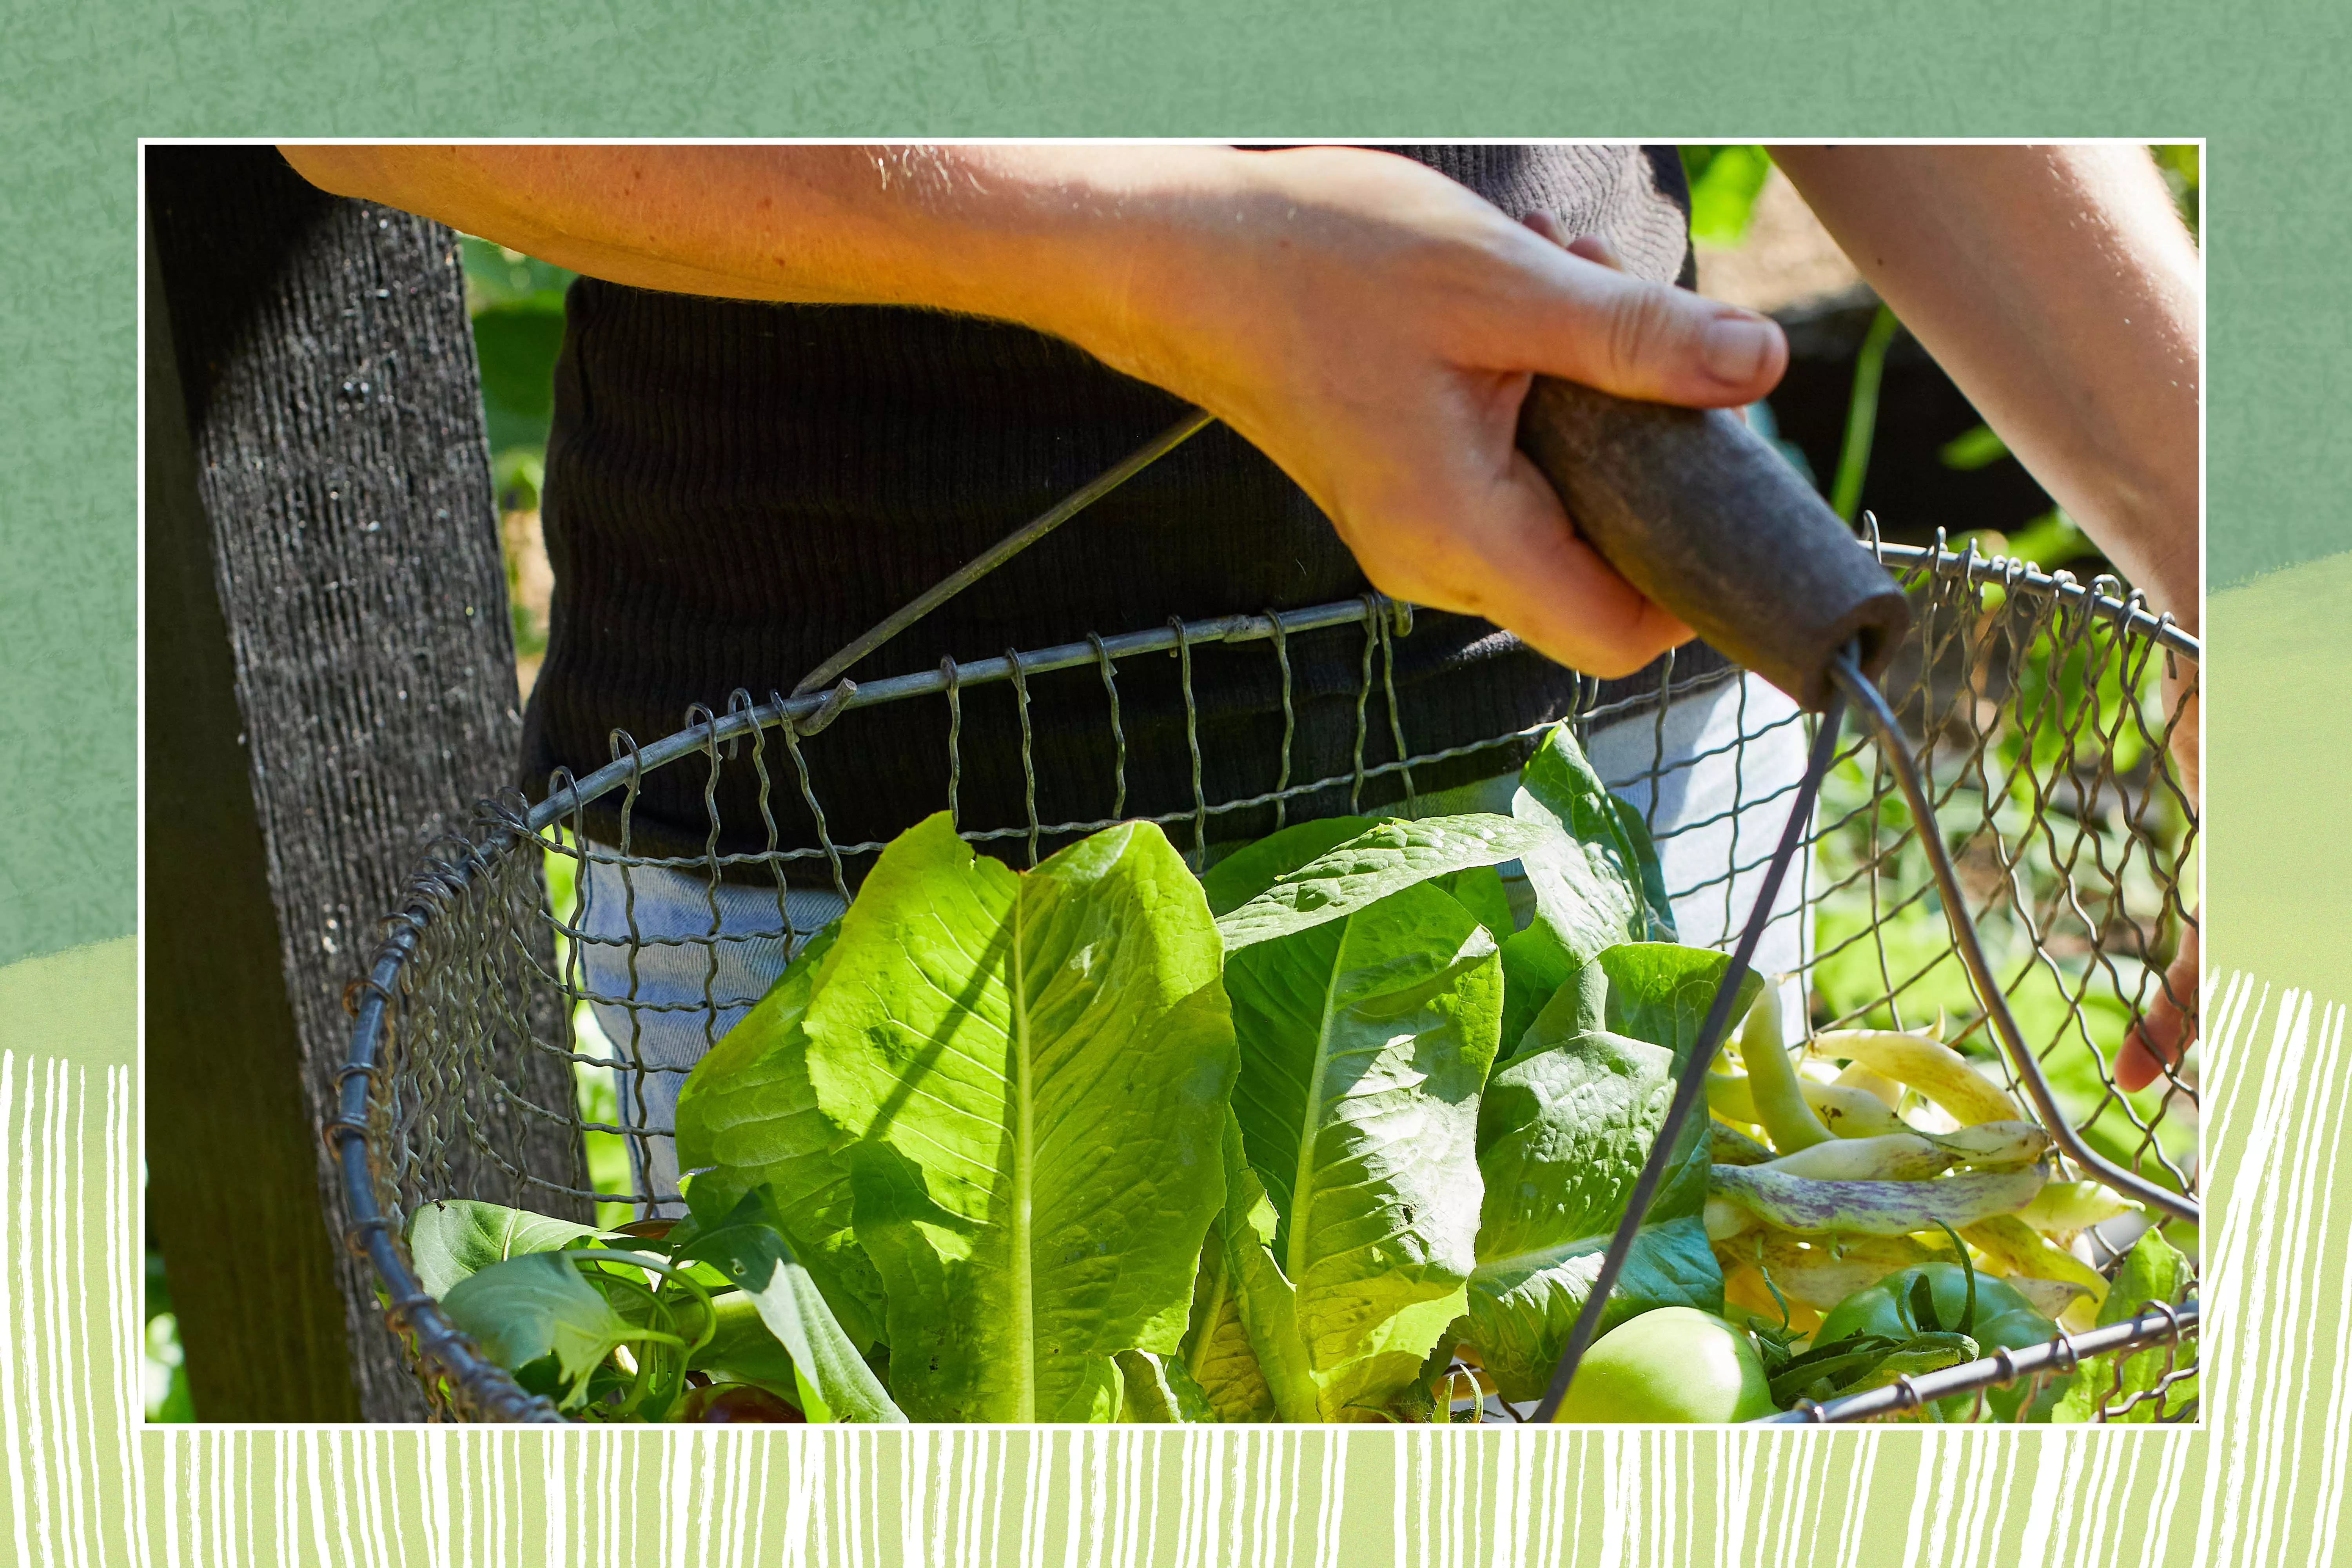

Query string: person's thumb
1495 237 1788 411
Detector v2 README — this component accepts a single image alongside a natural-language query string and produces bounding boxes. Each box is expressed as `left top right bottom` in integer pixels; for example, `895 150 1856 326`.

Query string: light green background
6 0 2347 1557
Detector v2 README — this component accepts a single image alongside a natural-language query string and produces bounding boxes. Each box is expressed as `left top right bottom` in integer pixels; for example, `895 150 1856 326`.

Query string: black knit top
522 144 1724 882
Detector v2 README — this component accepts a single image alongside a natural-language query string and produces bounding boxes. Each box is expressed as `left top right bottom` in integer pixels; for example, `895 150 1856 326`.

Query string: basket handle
1517 376 1912 712
800 379 1913 713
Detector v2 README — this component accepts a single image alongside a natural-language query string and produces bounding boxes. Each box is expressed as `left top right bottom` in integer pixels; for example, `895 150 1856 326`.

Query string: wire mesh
334 535 2198 1425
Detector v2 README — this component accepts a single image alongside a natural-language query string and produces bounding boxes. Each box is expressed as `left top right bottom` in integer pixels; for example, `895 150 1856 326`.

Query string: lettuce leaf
1217 879 1503 1419
1114 1350 1217 1423
1594 943 1759 1066
804 813 1238 1422
1199 816 1374 917
1493 728 1670 1053
1516 723 1677 945
672 923 888 1348
670 1185 905 1423
1177 1165 1280 1422
1460 944 1747 1403
1214 814 1562 951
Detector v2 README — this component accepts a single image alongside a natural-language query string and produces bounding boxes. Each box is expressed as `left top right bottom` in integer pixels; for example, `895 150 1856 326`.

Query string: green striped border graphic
10 0 2352 1555
4 961 2336 1564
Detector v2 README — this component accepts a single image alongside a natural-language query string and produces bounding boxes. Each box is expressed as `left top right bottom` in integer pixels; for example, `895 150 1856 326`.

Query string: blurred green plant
1829 303 1901 523
1684 144 2197 252
1938 424 2010 472
1805 508 2195 1200
1680 145 1774 247
463 236 572 668
1937 429 2100 572
461 236 574 513
1793 144 2199 1203
2151 144 2200 234
144 1194 195 1421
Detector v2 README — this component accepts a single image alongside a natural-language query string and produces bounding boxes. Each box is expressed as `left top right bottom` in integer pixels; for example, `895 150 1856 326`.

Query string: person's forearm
279 143 1248 366
1769 145 2201 630
283 142 1798 680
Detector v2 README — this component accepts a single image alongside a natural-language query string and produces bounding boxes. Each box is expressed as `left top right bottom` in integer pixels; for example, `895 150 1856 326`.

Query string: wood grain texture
142 222 364 1421
144 145 584 1421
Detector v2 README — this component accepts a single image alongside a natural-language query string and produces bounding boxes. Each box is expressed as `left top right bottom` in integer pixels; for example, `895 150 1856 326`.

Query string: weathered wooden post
143 145 584 1421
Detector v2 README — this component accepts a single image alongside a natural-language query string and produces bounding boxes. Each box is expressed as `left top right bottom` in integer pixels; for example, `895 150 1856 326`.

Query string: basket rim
530 541 2197 849
325 536 2200 1423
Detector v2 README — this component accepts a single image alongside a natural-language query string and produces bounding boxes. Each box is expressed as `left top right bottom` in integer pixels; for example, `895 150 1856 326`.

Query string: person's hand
283 143 1787 678
1055 147 1789 679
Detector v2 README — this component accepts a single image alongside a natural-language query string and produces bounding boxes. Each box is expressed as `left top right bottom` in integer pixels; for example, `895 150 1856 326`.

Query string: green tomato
1552 1307 1777 1424
1815 1262 2066 1421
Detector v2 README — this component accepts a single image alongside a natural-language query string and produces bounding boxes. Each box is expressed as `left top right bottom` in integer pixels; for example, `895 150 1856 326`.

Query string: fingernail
1701 315 1774 385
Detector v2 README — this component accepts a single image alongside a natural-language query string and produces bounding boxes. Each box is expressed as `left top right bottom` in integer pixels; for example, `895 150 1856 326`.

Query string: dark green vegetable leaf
1214 814 1563 951
439 1252 648 1411
1461 1001 1722 1403
673 923 887 1348
1220 881 1501 1419
1199 816 1372 916
806 813 1238 1422
672 1186 905 1423
408 1200 606 1300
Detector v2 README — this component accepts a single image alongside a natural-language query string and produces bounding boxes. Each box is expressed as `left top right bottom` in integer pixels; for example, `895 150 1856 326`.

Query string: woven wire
1788 1298 2200 1427
339 541 2198 1423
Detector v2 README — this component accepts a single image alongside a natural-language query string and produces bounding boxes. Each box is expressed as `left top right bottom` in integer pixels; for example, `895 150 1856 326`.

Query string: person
282 142 2202 1206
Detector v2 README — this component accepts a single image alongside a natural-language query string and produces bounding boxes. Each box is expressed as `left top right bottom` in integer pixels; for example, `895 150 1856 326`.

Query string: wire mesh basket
332 524 2199 1426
